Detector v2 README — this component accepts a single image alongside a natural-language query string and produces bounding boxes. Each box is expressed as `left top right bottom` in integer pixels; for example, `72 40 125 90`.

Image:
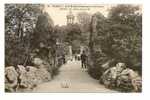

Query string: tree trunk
88 15 96 68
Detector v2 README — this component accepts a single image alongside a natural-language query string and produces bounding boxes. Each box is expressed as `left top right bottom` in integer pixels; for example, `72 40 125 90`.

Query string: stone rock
116 63 126 68
33 58 43 66
117 68 142 92
35 68 51 82
32 57 52 73
100 62 142 92
16 65 37 89
17 65 26 74
5 66 18 92
19 71 30 88
101 62 125 80
26 66 37 72
131 76 142 92
101 62 126 80
101 59 115 70
116 63 126 72
18 65 51 89
5 60 52 92
100 67 117 88
101 62 110 69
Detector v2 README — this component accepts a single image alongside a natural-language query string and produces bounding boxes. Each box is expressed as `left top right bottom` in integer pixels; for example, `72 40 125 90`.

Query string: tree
76 12 92 46
32 12 54 48
88 5 142 79
5 4 42 40
111 5 141 73
5 4 43 66
64 23 82 54
99 5 142 74
77 12 91 33
65 24 81 44
32 11 57 67
88 12 107 79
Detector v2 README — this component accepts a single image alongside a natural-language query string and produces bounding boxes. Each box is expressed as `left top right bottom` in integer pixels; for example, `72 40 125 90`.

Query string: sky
44 4 113 26
44 4 142 26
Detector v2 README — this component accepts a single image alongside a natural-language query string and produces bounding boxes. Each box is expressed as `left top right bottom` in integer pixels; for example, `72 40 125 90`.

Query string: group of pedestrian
61 50 88 69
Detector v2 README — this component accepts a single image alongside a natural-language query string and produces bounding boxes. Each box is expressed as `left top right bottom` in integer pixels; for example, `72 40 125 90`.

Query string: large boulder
100 62 142 92
100 67 117 88
17 65 26 74
100 63 126 88
17 65 36 89
5 66 18 92
35 68 51 82
26 66 43 84
5 57 53 92
117 68 142 92
18 65 51 89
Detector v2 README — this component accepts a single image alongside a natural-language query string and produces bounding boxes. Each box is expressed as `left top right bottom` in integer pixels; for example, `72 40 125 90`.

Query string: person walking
81 51 87 69
62 54 66 64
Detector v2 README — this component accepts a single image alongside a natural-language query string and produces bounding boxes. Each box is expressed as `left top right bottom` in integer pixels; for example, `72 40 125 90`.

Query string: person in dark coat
62 54 66 64
81 51 87 69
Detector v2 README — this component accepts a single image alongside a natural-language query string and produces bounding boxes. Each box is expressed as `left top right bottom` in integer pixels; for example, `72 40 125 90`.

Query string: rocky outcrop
5 58 52 92
5 66 18 92
116 68 142 92
100 63 142 92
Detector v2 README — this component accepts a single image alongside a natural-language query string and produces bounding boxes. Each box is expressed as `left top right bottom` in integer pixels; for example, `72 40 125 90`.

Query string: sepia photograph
5 4 142 93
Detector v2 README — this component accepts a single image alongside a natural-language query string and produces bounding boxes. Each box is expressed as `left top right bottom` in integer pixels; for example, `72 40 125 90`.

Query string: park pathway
33 60 117 92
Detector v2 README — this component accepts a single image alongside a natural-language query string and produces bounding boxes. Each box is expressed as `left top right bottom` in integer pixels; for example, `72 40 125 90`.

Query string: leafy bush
88 51 108 79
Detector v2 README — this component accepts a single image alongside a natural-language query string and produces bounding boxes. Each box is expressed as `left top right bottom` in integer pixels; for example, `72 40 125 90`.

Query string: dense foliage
88 5 142 80
5 4 42 66
65 24 82 54
5 4 67 92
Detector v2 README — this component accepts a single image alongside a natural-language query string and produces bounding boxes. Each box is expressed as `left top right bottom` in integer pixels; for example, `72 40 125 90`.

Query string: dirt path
33 60 117 92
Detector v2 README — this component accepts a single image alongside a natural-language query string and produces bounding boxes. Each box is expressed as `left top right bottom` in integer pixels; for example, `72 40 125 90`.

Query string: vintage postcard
5 4 142 93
